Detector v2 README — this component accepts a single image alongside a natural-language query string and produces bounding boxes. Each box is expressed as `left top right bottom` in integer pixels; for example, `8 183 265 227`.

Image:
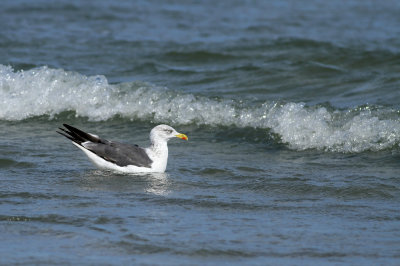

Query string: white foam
264 103 400 152
1 65 399 152
0 65 118 120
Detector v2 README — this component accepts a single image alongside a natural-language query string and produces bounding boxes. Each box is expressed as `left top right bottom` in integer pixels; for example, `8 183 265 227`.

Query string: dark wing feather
57 124 105 145
57 124 152 168
83 141 152 167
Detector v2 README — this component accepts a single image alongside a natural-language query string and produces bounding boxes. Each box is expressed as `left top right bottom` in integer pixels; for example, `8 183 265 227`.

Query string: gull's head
150 124 188 142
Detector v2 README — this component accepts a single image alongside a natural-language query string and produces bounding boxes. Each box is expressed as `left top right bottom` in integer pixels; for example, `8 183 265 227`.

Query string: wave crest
1 65 399 152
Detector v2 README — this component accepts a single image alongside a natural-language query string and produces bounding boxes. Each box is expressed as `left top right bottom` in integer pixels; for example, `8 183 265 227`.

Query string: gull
57 124 188 173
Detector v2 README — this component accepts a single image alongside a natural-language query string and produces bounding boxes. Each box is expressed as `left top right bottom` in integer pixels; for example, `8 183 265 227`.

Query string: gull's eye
165 129 173 134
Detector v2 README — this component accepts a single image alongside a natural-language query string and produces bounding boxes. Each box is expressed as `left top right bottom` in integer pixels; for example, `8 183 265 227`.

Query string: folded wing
57 124 153 168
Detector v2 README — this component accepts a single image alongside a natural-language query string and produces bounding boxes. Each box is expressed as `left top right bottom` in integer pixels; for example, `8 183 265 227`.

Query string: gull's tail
57 124 103 146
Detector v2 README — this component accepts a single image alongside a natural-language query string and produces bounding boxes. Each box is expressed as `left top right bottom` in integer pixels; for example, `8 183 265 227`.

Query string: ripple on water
0 158 35 168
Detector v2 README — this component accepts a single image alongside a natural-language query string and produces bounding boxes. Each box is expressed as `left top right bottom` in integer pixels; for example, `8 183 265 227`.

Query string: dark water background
1 0 400 265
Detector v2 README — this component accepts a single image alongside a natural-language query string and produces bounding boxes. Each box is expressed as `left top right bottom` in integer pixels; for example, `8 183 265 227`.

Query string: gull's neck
147 136 169 172
149 137 168 155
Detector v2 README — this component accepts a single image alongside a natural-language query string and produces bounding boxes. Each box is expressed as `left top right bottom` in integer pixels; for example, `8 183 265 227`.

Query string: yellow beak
175 133 188 141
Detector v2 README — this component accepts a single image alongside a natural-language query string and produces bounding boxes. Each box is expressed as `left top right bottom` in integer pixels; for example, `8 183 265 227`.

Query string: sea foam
1 65 399 152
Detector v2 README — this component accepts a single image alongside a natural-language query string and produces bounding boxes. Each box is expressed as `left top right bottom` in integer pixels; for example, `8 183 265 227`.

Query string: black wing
57 124 153 168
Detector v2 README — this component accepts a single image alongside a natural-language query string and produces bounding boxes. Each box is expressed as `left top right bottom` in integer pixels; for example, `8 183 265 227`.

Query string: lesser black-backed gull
57 124 188 173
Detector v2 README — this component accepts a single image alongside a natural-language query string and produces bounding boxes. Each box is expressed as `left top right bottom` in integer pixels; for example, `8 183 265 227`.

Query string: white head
150 124 188 144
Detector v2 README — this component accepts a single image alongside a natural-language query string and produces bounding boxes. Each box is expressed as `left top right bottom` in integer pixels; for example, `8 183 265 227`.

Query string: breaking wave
1 65 399 152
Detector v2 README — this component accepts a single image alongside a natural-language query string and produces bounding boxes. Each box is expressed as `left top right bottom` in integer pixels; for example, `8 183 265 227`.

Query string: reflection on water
78 170 171 196
142 173 171 196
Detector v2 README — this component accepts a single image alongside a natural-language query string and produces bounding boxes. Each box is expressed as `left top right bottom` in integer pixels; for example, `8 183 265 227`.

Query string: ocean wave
1 65 399 152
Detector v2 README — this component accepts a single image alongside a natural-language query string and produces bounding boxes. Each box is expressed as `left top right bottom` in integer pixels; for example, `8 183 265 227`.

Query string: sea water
0 0 399 265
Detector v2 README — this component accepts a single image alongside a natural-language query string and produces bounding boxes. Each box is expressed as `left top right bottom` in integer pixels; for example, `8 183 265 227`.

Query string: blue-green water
1 0 400 265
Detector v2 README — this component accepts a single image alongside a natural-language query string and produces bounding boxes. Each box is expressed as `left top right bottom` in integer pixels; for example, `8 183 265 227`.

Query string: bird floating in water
57 124 188 173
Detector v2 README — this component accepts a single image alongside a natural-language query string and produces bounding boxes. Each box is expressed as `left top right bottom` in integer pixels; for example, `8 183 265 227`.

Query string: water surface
1 0 400 265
